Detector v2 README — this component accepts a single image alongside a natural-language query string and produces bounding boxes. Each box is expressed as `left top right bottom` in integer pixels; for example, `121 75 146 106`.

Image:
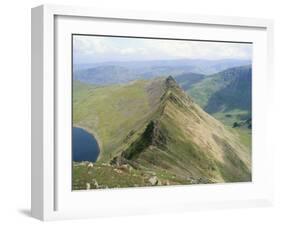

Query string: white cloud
73 35 252 64
145 40 251 60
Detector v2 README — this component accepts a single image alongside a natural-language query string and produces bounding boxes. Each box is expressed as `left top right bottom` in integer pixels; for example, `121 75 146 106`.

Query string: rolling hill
73 76 251 189
73 65 137 85
73 59 251 85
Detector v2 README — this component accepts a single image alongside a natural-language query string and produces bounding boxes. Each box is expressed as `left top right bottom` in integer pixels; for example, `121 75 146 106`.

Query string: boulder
92 179 99 188
164 180 170 186
113 168 123 174
87 162 94 168
86 183 91 190
118 164 133 172
101 163 110 167
149 176 158 185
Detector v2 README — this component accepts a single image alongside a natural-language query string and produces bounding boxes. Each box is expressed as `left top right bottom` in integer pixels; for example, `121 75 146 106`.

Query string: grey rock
149 176 158 185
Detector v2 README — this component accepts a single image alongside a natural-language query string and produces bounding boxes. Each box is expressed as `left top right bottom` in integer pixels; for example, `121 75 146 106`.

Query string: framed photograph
31 4 274 221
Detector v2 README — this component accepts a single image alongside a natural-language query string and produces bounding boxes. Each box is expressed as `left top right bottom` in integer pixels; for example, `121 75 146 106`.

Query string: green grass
235 128 252 150
72 162 190 190
186 75 220 108
211 109 250 127
211 110 252 151
73 163 146 189
73 80 156 162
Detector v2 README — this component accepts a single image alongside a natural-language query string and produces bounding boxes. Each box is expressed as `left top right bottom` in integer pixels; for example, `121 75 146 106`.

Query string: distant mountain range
74 58 251 85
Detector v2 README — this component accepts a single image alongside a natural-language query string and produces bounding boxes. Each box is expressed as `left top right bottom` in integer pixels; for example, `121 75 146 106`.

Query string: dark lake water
72 127 100 162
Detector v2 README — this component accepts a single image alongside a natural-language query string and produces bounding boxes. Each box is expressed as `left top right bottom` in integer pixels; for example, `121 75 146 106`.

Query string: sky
73 35 252 65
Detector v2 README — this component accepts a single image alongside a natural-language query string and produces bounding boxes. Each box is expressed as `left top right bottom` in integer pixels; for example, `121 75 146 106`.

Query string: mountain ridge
104 77 251 183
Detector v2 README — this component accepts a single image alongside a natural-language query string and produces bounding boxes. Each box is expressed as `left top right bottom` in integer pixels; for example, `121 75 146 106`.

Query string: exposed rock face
164 76 193 104
110 155 128 166
165 75 178 89
120 120 168 161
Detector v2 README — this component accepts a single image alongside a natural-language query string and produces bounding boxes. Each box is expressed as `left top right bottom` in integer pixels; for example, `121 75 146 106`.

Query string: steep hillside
204 66 251 113
73 77 251 189
184 65 251 125
175 72 205 90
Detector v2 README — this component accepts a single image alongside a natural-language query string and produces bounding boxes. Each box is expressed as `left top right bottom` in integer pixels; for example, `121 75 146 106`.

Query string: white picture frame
31 4 274 221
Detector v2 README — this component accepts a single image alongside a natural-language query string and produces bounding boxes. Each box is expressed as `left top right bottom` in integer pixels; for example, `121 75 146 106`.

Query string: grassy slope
185 75 221 108
73 162 188 190
73 79 166 162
